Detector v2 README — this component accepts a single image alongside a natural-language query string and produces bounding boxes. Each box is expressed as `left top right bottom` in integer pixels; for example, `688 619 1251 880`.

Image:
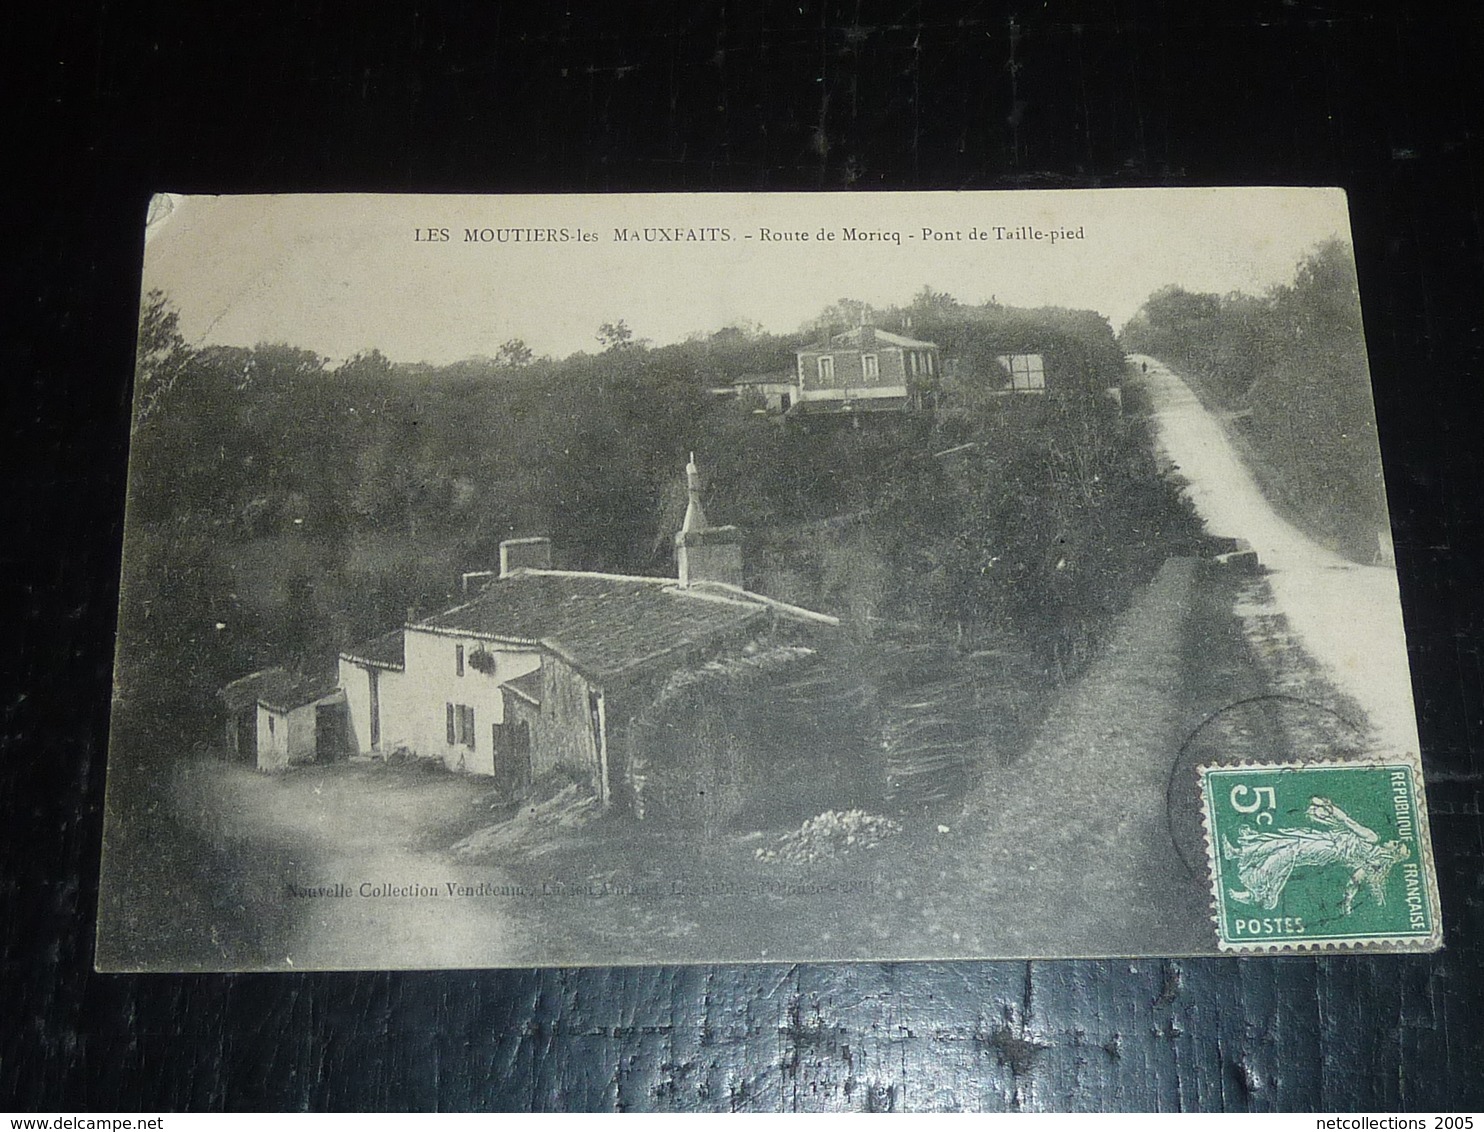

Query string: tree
597 320 636 352
495 338 534 367
1278 238 1363 339
909 285 959 313
809 298 877 339
334 348 395 383
1124 241 1384 560
132 290 191 432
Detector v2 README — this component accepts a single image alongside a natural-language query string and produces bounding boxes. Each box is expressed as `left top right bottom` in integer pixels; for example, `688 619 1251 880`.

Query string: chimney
499 536 553 578
674 454 743 589
858 325 876 348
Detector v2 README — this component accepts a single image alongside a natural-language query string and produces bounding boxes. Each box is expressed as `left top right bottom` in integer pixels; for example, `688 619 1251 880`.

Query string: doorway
315 702 351 763
492 720 532 795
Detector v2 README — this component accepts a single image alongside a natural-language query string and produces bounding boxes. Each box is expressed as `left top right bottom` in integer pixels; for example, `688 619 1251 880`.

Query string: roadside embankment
954 556 1215 956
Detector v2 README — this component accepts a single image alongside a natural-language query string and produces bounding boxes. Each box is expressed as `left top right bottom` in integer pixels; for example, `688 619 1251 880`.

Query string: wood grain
3 2 1481 1111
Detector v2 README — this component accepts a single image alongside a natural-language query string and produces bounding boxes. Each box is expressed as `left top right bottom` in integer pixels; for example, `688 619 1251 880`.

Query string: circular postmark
1165 695 1369 876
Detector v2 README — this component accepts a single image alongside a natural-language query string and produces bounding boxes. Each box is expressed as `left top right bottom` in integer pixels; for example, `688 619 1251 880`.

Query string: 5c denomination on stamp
1200 761 1440 952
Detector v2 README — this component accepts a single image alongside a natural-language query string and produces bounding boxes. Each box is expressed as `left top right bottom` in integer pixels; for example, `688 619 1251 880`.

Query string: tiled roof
221 668 341 713
339 628 406 670
502 669 543 706
800 327 938 350
414 571 780 680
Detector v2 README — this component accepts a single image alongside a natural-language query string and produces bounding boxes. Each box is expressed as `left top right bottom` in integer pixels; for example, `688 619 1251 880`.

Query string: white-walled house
338 618 542 781
333 458 841 814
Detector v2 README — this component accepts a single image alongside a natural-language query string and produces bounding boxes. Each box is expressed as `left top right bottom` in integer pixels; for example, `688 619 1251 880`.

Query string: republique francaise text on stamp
1201 760 1441 952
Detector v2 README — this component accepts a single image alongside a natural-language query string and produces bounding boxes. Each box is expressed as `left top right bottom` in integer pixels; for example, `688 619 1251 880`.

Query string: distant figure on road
1141 361 1148 373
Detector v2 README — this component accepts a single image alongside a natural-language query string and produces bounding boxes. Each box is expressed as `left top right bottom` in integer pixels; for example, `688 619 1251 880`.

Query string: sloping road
1131 355 1419 758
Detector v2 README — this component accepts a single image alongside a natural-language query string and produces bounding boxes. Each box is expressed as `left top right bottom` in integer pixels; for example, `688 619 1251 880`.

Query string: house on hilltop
332 456 843 823
792 327 941 417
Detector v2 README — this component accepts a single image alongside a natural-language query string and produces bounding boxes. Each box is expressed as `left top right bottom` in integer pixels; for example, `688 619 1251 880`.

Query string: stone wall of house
666 693 748 829
496 688 540 795
339 659 376 754
622 642 868 828
534 655 603 788
256 704 287 770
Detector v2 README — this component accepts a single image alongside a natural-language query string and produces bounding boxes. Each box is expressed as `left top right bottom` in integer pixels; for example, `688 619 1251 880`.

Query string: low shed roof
339 628 407 670
221 668 341 714
502 669 544 707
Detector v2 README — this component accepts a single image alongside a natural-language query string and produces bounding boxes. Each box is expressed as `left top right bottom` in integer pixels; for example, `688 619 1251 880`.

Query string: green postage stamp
1200 761 1441 952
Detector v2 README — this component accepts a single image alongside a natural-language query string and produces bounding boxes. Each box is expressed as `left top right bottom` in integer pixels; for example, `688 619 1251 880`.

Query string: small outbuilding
731 372 797 415
220 667 348 771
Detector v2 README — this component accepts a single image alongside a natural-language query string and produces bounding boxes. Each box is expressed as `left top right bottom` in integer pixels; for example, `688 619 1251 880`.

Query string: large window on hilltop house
862 354 879 380
998 353 1046 392
817 355 834 383
907 350 934 377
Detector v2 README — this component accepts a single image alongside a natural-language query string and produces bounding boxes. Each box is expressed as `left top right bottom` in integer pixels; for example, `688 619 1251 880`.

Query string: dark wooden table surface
4 2 1481 1111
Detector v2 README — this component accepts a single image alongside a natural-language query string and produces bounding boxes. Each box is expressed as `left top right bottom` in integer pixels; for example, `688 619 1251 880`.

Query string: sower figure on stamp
1222 797 1411 916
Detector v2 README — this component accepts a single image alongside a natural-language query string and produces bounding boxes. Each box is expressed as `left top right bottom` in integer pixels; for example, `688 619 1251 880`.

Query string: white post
595 691 611 806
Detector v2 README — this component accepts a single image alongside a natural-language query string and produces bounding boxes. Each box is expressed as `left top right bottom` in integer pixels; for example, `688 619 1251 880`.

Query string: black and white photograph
95 188 1440 971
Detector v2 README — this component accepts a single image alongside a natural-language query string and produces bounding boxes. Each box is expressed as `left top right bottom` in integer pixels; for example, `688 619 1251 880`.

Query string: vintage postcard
96 189 1441 970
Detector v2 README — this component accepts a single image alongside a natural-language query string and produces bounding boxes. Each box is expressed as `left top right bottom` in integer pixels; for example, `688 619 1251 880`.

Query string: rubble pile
754 809 901 863
451 783 599 861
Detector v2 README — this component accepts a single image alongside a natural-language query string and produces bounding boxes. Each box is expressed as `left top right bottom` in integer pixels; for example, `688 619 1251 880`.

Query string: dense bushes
118 288 1201 741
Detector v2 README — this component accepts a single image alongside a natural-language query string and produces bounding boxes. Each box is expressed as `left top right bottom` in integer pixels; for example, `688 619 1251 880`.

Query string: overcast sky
141 188 1354 366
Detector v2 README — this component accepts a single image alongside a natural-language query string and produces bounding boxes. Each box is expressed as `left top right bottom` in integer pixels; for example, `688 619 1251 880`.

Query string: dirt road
1131 356 1419 758
181 760 534 970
